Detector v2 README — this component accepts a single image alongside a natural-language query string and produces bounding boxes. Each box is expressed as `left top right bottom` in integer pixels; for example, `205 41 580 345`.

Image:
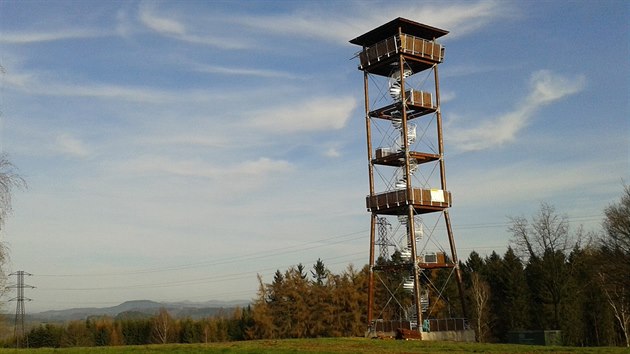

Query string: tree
509 203 578 330
311 258 328 286
0 154 25 295
309 259 334 337
152 308 174 344
597 269 629 347
599 185 630 347
282 266 310 338
119 317 152 345
470 272 491 342
62 320 94 347
178 318 202 343
602 185 630 255
247 275 275 339
499 248 530 333
27 324 63 348
0 153 25 230
509 203 577 260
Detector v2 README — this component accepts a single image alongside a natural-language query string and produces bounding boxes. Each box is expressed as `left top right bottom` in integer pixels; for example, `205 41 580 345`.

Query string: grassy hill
1 338 627 353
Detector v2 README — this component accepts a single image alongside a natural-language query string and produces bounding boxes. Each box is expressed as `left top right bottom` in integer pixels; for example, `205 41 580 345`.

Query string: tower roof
349 17 448 47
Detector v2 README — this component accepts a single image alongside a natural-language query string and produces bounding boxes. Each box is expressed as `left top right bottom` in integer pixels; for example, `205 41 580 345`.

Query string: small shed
507 330 562 346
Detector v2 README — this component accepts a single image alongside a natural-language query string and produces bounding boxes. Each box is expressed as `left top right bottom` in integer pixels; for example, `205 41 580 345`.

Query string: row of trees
6 309 251 348
10 263 371 348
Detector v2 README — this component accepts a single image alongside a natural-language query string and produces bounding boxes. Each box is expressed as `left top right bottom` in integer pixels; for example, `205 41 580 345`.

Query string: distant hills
28 299 250 323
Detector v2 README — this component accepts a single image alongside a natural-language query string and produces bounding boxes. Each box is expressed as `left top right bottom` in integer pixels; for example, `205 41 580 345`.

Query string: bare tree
0 153 26 231
599 185 630 347
508 203 580 329
0 153 25 297
152 308 173 344
509 203 577 260
602 185 630 255
470 272 491 342
597 271 629 347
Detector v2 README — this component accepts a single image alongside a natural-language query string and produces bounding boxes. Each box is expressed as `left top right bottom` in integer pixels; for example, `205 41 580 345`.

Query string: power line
37 230 368 278
38 252 367 292
34 213 604 279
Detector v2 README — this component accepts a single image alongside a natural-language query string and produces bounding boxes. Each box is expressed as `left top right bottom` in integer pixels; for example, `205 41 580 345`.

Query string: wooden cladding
358 34 444 70
407 90 433 109
400 34 444 61
366 188 451 214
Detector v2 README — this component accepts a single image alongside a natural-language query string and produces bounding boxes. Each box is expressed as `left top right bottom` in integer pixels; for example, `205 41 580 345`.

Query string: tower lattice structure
8 271 34 348
350 18 467 337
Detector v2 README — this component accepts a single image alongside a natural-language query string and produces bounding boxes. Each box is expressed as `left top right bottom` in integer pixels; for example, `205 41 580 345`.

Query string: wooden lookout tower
351 18 472 340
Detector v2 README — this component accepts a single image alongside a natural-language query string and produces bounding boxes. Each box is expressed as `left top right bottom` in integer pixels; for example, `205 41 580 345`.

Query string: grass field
0 338 627 353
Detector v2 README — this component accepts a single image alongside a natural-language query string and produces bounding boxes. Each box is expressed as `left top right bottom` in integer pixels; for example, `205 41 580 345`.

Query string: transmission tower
376 217 393 260
351 18 469 340
8 271 34 348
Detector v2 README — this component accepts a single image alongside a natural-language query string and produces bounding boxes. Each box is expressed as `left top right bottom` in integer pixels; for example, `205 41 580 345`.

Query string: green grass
0 338 627 353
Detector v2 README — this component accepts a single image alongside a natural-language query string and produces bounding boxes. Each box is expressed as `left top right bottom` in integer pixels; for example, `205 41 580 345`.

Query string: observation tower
350 18 471 340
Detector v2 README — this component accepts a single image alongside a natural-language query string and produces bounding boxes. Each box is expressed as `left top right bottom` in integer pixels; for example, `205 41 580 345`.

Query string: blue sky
0 1 628 312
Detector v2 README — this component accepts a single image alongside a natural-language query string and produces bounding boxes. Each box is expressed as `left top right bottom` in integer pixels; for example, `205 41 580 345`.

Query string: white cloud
119 156 292 180
232 157 293 176
449 70 586 152
249 96 357 134
325 147 341 158
525 70 586 105
54 133 91 158
138 1 185 35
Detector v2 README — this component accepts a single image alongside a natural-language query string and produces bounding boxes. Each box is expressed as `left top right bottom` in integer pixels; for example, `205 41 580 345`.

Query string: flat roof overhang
350 17 448 47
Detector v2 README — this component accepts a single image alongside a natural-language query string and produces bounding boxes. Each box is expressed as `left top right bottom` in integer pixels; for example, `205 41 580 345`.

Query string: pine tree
499 247 530 333
309 259 334 337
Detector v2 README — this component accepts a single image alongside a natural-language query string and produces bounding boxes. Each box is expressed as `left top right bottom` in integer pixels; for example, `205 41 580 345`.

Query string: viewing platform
370 90 437 120
366 188 451 215
350 18 448 76
373 150 440 167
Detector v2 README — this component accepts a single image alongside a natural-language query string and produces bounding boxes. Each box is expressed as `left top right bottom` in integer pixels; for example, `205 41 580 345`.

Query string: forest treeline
6 186 630 348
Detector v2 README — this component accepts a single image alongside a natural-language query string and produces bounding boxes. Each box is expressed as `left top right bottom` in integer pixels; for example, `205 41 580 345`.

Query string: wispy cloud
452 157 622 209
192 63 299 80
235 0 514 45
137 1 250 49
138 2 185 35
449 70 586 152
248 96 357 134
2 65 234 104
133 0 512 49
0 29 105 44
138 135 233 149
